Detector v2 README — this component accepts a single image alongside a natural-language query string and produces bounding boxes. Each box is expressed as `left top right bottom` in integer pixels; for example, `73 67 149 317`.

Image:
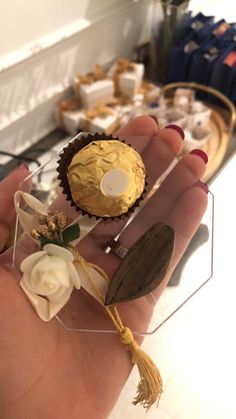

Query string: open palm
0 116 207 419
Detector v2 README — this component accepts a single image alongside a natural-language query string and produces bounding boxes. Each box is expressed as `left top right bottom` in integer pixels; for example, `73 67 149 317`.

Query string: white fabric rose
20 244 81 321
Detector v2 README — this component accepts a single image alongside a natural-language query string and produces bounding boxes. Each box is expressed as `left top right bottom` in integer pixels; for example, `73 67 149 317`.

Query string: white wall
190 0 233 21
0 0 233 63
0 0 89 58
0 0 152 159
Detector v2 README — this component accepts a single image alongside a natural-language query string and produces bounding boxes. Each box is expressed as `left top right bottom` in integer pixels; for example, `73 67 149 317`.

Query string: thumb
0 165 31 252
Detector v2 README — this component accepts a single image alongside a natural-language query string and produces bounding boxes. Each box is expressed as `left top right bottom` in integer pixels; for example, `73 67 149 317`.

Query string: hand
0 116 208 419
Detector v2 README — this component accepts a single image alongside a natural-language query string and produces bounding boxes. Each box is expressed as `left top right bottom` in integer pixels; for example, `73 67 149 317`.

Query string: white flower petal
21 272 32 290
20 280 72 321
44 244 74 262
42 271 70 291
28 270 54 295
31 264 44 285
20 280 51 321
14 191 48 238
47 288 73 319
52 268 71 287
37 256 67 272
48 285 73 303
68 262 81 289
20 251 46 273
20 241 83 320
32 255 50 271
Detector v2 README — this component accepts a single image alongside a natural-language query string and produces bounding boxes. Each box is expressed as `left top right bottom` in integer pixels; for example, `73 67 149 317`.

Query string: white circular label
100 169 129 197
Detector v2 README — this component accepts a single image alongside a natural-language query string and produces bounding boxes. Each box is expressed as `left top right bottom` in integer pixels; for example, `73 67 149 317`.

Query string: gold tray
160 82 236 182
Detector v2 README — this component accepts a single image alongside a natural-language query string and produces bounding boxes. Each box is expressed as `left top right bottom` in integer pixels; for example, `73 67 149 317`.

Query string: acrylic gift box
13 130 214 336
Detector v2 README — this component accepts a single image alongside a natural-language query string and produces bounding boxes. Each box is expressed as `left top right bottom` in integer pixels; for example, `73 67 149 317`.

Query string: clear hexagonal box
12 131 213 338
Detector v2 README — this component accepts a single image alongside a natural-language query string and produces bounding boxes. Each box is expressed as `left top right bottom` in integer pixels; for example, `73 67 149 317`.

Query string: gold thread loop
73 249 163 410
120 327 134 345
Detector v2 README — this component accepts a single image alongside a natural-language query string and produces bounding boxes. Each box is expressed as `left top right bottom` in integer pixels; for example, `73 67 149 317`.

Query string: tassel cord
73 250 163 409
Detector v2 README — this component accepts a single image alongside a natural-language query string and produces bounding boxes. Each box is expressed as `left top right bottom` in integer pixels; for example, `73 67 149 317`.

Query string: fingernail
164 124 185 140
10 163 28 174
197 182 209 194
20 163 29 170
190 149 208 164
149 115 158 125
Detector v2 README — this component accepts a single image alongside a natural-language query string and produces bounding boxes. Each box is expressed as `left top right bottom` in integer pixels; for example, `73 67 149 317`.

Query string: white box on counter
54 108 82 134
141 83 161 104
119 63 144 98
79 109 120 134
78 79 115 109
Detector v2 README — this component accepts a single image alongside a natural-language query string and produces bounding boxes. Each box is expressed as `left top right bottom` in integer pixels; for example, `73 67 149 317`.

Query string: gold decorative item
160 82 236 181
57 133 147 219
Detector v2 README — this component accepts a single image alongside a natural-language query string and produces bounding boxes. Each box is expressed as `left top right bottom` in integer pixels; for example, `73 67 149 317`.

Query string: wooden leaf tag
104 223 175 306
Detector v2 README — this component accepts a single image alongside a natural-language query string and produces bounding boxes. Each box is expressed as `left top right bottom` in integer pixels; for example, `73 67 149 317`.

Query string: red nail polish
11 163 28 174
164 124 185 140
197 182 209 194
190 149 208 164
149 115 158 125
20 163 29 170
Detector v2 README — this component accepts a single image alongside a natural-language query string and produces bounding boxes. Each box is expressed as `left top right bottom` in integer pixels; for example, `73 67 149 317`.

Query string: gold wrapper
67 140 146 217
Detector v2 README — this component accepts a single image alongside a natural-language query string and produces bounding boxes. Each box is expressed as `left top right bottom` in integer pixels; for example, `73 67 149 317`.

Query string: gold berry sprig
31 212 80 249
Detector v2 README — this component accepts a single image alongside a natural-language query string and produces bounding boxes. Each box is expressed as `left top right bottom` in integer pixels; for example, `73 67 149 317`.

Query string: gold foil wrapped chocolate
68 140 145 217
57 133 147 219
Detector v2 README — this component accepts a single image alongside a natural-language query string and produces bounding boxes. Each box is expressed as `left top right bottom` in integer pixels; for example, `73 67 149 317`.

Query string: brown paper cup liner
56 132 147 220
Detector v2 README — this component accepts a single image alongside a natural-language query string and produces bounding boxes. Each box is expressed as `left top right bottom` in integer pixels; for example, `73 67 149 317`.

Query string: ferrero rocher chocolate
67 140 146 217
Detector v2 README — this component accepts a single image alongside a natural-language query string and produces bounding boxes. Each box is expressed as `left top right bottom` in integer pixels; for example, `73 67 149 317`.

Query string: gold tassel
120 327 163 409
74 251 163 410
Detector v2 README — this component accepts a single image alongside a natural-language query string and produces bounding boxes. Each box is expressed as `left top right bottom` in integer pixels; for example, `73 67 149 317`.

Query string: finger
111 185 207 328
118 153 207 247
114 115 159 163
152 185 208 299
118 119 184 190
80 124 183 250
0 165 30 252
140 126 183 190
79 152 207 277
116 115 158 153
